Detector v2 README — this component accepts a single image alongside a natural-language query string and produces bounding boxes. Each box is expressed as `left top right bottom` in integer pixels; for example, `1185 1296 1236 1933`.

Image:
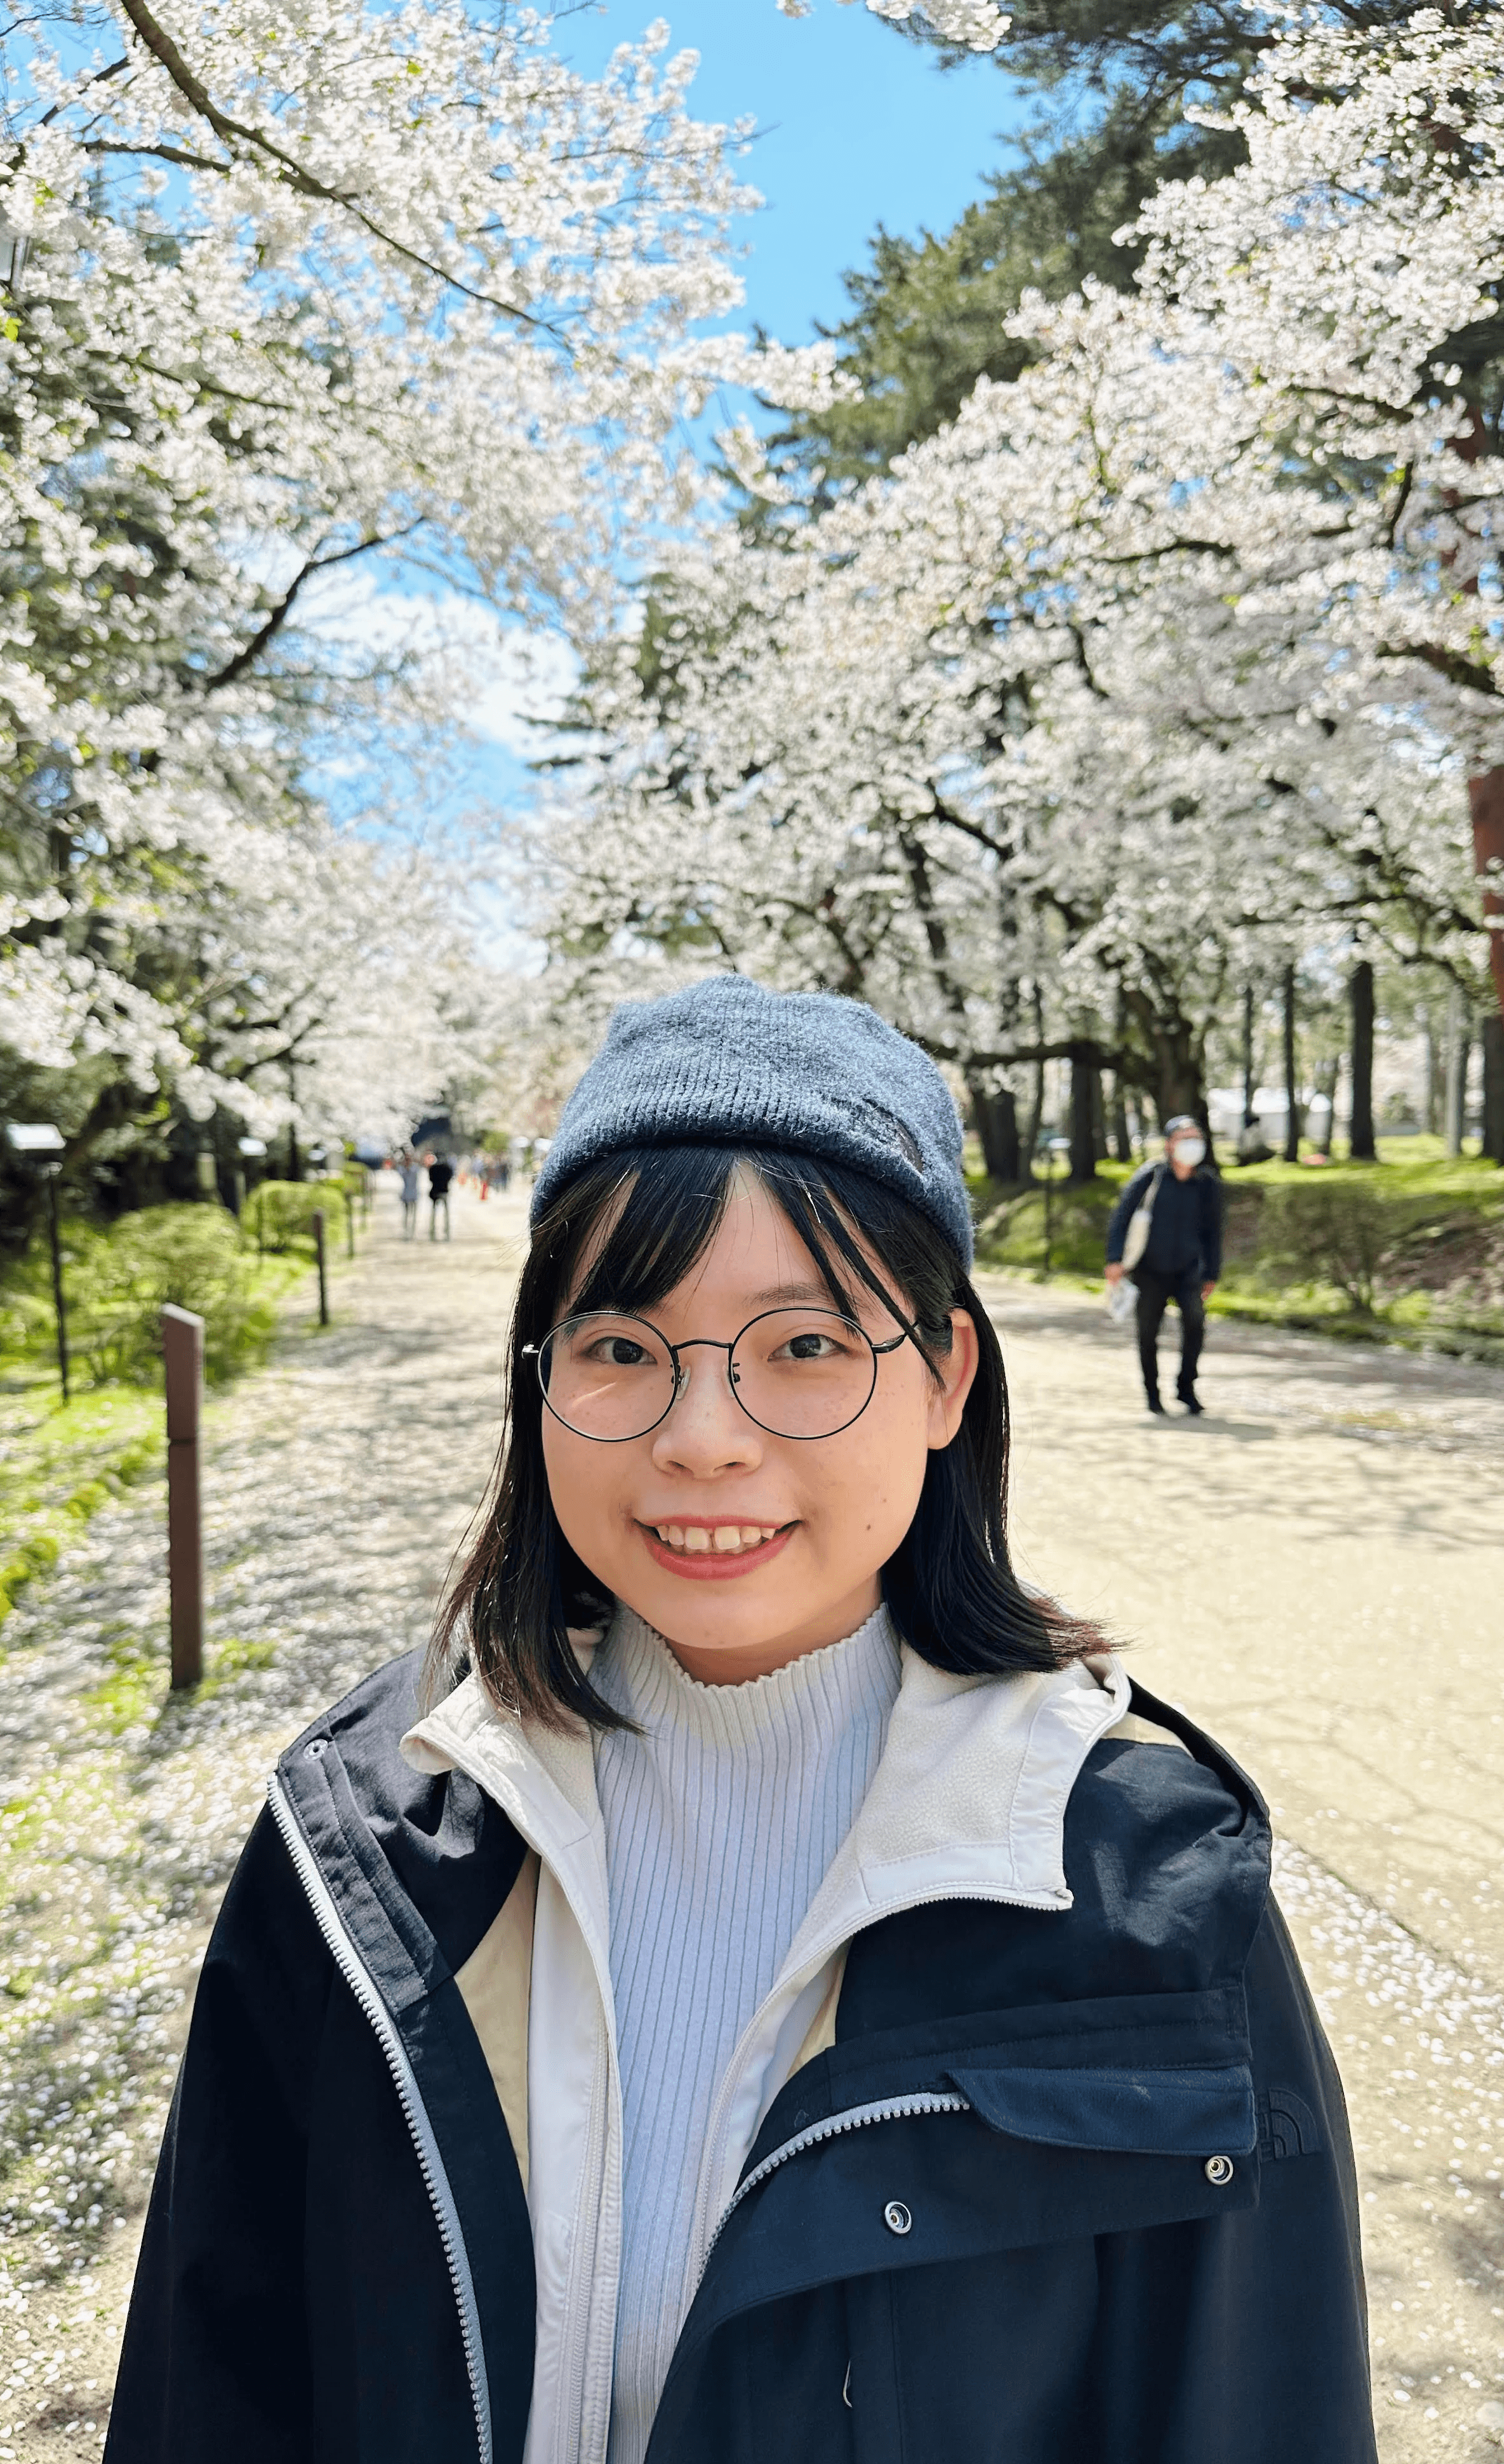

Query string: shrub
1254 1182 1437 1315
247 1177 348 1256
72 1205 276 1386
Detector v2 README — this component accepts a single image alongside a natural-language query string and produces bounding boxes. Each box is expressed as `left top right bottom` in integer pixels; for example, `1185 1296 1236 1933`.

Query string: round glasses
524 1306 916 1444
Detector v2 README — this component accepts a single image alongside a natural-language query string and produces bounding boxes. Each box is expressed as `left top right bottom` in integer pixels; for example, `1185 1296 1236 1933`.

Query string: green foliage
970 1151 1504 1353
1253 1183 1427 1316
69 1204 276 1387
974 1170 1124 1276
248 1177 349 1257
769 9 1255 494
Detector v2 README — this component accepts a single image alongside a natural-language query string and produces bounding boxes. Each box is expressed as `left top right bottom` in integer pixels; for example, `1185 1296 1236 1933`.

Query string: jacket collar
402 1634 1131 1956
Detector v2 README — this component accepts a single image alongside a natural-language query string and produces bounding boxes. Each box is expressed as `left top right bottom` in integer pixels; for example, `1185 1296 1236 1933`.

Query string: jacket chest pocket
832 2070 1261 2464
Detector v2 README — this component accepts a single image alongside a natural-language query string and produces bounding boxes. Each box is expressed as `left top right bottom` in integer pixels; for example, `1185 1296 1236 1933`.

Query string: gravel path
986 1275 1504 2462
0 1181 524 2460
0 1189 1499 2459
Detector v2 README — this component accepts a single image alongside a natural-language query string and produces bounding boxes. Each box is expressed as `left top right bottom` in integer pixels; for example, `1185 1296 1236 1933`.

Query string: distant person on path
428 1150 453 1241
109 980 1373 2464
1105 1116 1223 1416
397 1151 421 1242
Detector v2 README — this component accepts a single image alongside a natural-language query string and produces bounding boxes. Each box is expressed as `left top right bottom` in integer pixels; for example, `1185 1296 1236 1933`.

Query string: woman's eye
580 1335 651 1367
779 1331 840 1361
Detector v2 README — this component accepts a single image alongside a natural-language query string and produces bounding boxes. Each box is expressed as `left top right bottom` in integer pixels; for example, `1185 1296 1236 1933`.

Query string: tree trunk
1468 767 1504 1018
1122 989 1202 1129
1068 1049 1097 1184
968 1076 1021 1184
1110 1078 1131 1164
287 1122 300 1182
1444 984 1468 1157
1023 983 1044 1176
1422 1007 1440 1137
1348 959 1376 1162
1242 981 1256 1127
1482 1012 1504 1165
1282 963 1301 1163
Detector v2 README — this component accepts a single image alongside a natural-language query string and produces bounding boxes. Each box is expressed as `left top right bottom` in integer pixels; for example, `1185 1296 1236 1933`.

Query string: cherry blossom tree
526 4 1503 1153
778 0 1008 48
0 0 841 1184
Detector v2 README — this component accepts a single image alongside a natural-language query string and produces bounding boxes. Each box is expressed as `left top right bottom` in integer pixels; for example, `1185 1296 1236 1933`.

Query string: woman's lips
639 1521 795 1581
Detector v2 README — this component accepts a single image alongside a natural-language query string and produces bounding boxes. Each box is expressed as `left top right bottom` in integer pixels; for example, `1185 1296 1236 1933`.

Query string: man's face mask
1172 1136 1207 1167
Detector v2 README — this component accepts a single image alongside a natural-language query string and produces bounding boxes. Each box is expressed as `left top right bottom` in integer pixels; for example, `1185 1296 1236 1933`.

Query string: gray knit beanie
531 976 973 1266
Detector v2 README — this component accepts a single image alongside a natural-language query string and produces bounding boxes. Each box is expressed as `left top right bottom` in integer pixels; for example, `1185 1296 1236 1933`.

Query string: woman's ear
926 1306 980 1450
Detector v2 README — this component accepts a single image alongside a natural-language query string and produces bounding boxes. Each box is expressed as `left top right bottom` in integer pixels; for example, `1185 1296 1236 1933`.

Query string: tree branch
198 522 423 692
112 0 552 329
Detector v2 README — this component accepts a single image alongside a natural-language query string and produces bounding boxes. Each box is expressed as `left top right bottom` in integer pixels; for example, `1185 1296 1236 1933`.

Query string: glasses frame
522 1304 919 1444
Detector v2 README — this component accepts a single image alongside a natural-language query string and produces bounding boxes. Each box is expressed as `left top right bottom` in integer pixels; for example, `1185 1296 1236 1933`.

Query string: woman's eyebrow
747 1278 841 1307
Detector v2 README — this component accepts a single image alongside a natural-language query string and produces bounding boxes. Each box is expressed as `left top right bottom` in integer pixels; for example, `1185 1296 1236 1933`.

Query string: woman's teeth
652 1523 780 1556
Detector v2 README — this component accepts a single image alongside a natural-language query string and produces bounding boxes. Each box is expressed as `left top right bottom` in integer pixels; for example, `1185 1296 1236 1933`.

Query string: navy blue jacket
105 1651 1374 2464
1107 1164 1223 1282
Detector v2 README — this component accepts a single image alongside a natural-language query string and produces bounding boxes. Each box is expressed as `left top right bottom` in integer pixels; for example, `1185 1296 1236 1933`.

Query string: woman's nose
649 1356 762 1474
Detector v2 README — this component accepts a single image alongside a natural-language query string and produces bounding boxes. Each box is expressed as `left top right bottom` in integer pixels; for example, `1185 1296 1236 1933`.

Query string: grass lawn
968 1139 1504 1360
0 1247 317 1636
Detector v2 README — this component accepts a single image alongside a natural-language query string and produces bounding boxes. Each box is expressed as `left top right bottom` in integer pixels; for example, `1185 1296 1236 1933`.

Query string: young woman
106 978 1376 2464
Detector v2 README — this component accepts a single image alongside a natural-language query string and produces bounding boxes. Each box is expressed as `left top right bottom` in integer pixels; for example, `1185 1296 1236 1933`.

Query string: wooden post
163 1305 204 1689
313 1207 329 1326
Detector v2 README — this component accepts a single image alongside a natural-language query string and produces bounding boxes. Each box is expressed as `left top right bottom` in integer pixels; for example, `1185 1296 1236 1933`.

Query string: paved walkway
0 1189 1499 2459
986 1278 1504 2461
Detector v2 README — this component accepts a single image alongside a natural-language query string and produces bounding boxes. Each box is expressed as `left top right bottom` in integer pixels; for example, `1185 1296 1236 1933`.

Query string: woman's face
541 1173 978 1683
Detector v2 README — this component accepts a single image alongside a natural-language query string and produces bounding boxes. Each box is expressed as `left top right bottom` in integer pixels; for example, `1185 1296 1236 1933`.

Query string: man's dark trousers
1133 1265 1204 1403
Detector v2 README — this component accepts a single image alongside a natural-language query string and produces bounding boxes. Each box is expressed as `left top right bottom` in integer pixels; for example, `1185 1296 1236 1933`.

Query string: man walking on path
427 1149 454 1241
1105 1118 1222 1415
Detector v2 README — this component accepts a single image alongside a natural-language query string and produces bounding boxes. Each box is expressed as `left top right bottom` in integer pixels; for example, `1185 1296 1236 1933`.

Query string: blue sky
557 2 1025 345
318 5 1025 878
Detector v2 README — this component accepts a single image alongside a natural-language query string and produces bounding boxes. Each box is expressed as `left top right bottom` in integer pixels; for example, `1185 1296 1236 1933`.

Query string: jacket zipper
560 2008 615 2464
698 2089 971 2283
688 1879 1065 2289
267 1773 493 2464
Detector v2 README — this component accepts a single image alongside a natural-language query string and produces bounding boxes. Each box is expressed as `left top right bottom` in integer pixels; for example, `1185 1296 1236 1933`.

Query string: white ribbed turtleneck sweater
590 1600 902 2464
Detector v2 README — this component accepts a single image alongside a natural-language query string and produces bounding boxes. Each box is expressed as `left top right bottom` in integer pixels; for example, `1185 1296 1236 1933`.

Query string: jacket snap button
1204 2155 1234 2186
882 2200 912 2236
303 1739 329 1761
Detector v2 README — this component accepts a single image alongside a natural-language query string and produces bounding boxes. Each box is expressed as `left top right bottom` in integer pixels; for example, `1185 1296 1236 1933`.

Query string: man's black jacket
104 1651 1375 2464
1107 1163 1223 1282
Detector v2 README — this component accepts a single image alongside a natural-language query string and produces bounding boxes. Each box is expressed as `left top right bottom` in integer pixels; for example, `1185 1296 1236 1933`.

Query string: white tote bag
1120 1163 1166 1273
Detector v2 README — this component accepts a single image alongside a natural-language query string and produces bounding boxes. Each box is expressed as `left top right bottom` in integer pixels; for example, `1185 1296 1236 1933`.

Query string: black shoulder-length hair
427 1141 1098 1728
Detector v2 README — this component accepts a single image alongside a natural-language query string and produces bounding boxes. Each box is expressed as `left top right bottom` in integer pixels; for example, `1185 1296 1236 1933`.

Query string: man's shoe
1180 1391 1205 1417
1146 1394 1166 1415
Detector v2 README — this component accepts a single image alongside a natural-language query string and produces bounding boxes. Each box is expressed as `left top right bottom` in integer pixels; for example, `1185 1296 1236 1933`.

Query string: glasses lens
731 1309 877 1440
539 1313 675 1440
